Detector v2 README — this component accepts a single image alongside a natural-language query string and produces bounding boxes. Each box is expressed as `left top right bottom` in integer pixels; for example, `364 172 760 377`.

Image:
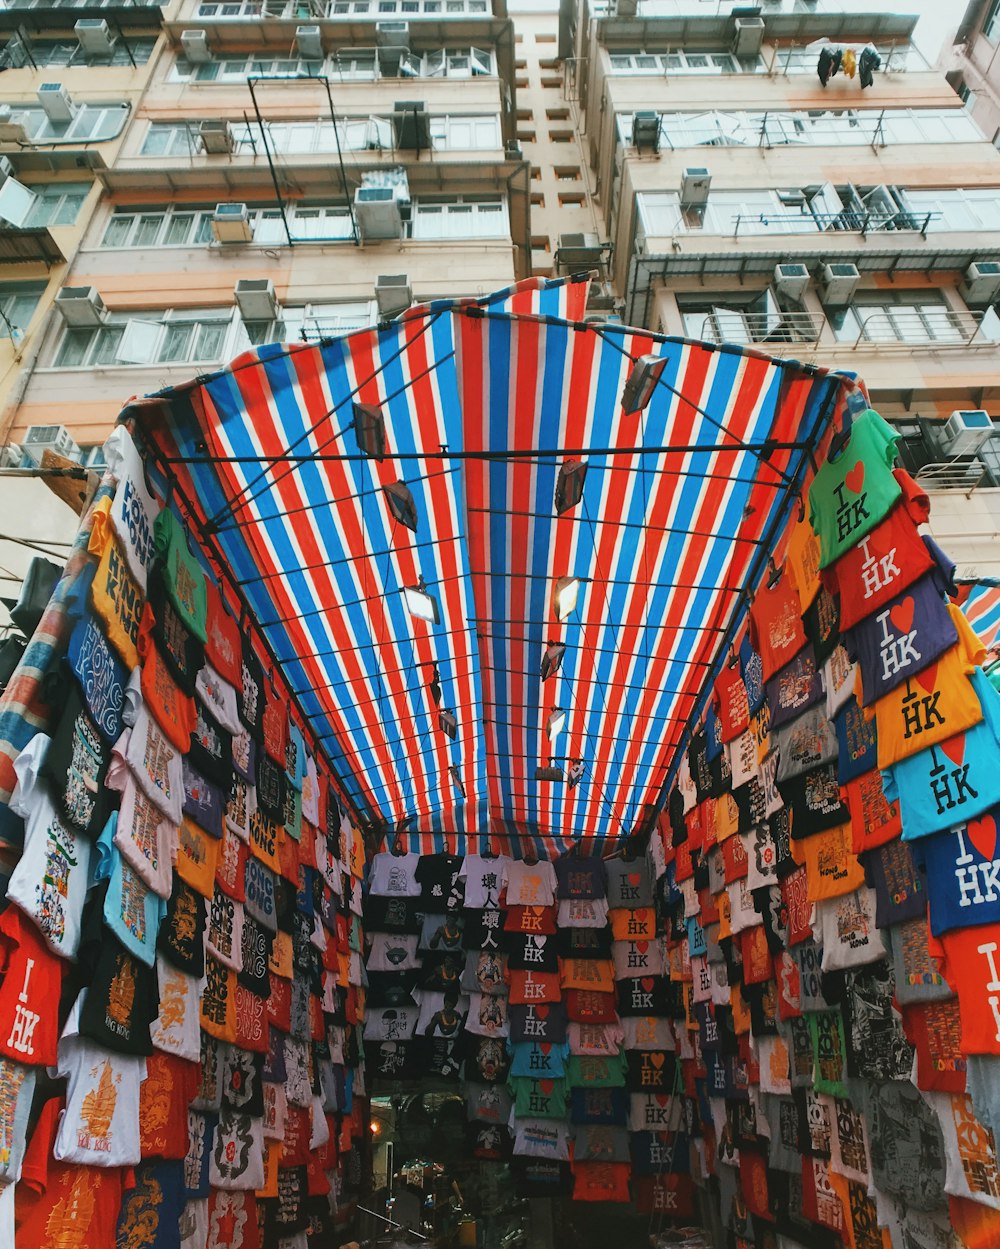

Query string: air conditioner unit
820 261 859 307
774 262 811 300
0 443 21 468
631 111 660 153
22 424 79 461
212 202 252 243
234 278 279 321
200 119 235 154
942 409 995 455
0 108 27 145
680 166 711 206
295 25 323 58
376 20 410 47
37 84 74 125
353 186 403 239
74 19 115 57
375 274 412 318
557 232 604 268
732 15 765 57
54 285 105 328
505 142 522 161
181 30 212 64
960 260 1000 307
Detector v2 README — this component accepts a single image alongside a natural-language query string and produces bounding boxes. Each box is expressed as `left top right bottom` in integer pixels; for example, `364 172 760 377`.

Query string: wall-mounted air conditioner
631 111 660 153
960 261 1000 307
820 262 859 307
37 84 74 125
732 15 765 57
234 278 279 321
680 167 711 206
376 20 410 46
212 202 252 243
75 19 115 57
181 30 212 64
0 108 27 145
375 274 412 318
354 186 403 239
55 285 105 327
22 424 79 462
557 232 604 268
942 409 995 455
295 25 323 58
200 119 235 154
774 262 811 301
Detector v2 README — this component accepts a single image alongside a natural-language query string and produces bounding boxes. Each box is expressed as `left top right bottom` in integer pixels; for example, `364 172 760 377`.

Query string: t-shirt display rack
4 390 1000 1249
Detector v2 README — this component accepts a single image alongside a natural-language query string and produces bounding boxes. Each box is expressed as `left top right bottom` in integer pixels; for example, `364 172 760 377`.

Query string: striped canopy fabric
960 582 1000 654
136 277 850 856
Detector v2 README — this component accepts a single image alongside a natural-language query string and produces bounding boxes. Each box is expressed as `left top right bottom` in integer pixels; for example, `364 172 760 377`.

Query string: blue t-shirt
908 807 1000 936
68 608 127 744
95 812 167 965
883 670 1000 839
740 635 765 715
844 557 957 707
834 697 877 783
507 1040 570 1079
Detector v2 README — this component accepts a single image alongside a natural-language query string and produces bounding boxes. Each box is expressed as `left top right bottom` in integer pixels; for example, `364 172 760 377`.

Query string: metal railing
694 309 824 348
730 209 941 239
914 460 992 494
850 308 995 350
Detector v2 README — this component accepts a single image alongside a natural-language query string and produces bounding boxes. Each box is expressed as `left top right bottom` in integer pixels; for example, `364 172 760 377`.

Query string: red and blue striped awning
134 277 851 856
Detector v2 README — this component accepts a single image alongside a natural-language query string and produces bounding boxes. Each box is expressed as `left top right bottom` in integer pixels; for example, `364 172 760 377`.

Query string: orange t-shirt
140 641 197 752
927 920 1000 1055
783 511 822 611
790 821 865 902
559 958 615 993
610 908 656 941
749 567 809 682
842 770 902 854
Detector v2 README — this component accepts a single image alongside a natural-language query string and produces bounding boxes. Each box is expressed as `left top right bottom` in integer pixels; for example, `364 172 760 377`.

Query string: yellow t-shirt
199 953 237 1043
789 820 865 902
714 791 740 843
559 958 615 993
609 908 655 941
88 497 143 670
867 604 986 768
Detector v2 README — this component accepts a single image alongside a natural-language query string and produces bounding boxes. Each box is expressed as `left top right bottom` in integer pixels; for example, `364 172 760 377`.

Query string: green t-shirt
566 1049 628 1090
508 1075 569 1120
153 508 208 643
808 408 900 570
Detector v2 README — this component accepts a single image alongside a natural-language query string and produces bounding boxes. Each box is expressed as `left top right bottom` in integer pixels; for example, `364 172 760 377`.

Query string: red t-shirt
570 1161 631 1203
139 641 197 753
262 682 289 765
507 970 562 1005
0 906 63 1067
749 570 808 682
714 664 750 743
564 989 619 1024
900 998 967 1094
928 920 1000 1055
204 579 243 689
842 771 902 854
821 471 933 631
504 906 557 935
139 1051 199 1159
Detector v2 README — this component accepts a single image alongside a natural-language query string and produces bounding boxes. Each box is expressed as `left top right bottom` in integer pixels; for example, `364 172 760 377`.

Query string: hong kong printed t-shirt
54 1033 146 1166
40 681 110 840
88 515 143 671
808 408 901 569
714 663 750 742
765 649 824 731
834 698 877 784
140 639 197 753
749 569 808 683
68 610 127 744
153 508 207 643
774 704 838 783
812 886 882 972
780 762 851 839
790 821 865 902
158 871 207 977
783 510 823 611
0 905 63 1066
203 578 243 688
95 813 167 965
505 859 558 907
843 768 901 854
860 834 925 928
927 920 1000 1054
117 704 185 824
107 756 175 899
553 854 606 901
104 424 159 588
910 813 1000 936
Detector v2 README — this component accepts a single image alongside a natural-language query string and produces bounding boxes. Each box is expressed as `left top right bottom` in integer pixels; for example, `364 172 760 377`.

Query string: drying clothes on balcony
843 48 858 79
817 46 842 86
859 45 882 89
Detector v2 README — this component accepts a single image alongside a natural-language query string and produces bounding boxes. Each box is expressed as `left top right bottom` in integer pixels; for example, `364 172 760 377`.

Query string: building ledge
0 225 64 266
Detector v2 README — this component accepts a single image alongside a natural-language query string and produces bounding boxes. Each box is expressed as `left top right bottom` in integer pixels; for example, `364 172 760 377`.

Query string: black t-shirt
554 854 607 900
270 1165 309 1238
364 1039 420 1081
237 914 273 997
365 895 422 934
507 1001 568 1045
617 976 672 1017
708 746 732 799
689 731 712 803
667 786 686 845
221 1047 265 1117
158 872 207 977
465 1035 511 1084
556 926 613 960
509 1158 570 1197
419 953 464 994
734 777 767 834
41 677 111 840
804 585 840 666
239 640 266 742
768 808 797 879
364 972 419 1008
147 564 205 697
189 699 233 791
779 763 851 839
504 932 560 973
419 1028 467 1079
625 1050 677 1094
255 751 286 825
415 853 465 912
468 1121 512 1160
462 906 505 952
78 913 160 1056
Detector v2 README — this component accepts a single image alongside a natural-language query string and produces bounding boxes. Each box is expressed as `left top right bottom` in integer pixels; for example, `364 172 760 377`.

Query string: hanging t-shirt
749 569 808 683
553 854 606 901
834 698 877 784
158 871 207 977
508 1041 571 1080
885 915 952 1006
94 814 167 966
790 821 864 902
415 853 465 912
239 641 266 743
605 857 653 909
714 663 751 743
910 815 1000 936
104 424 159 589
39 681 111 840
54 1034 146 1166
200 954 238 1044
106 757 175 900
140 639 198 753
813 886 883 972
207 885 245 973
774 704 838 783
153 509 207 643
927 920 1000 1055
261 680 289 765
189 699 234 792
570 1021 626 1056
368 852 421 897
7 735 91 959
825 645 857 722
843 769 901 854
209 1108 265 1190
808 408 901 569
511 1117 570 1161
0 1056 35 1184
0 905 63 1066
506 859 558 907
803 584 840 667
203 578 243 688
87 530 143 680
143 569 205 698
765 648 824 731
922 1091 1000 1210
780 762 851 840
883 707 1000 842
150 954 201 1062
860 835 925 928
195 661 242 737
556 897 609 929
508 1002 569 1045
68 610 128 744
117 704 185 824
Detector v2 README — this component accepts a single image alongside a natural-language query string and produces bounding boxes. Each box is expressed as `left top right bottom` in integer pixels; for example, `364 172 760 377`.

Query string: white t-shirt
117 704 184 824
225 777 257 843
568 1022 625 1057
368 852 421 897
727 729 759 790
301 756 319 827
107 754 176 900
209 1108 265 1191
103 425 159 590
8 734 91 960
150 954 202 1062
505 859 557 908
824 646 857 720
362 1005 419 1042
612 940 665 981
511 1115 570 1160
195 662 242 736
207 887 245 973
922 1090 1000 1210
465 993 509 1038
460 854 511 909
180 1197 208 1249
365 932 420 972
621 1017 672 1052
262 1080 287 1142
54 1034 146 1166
813 886 883 973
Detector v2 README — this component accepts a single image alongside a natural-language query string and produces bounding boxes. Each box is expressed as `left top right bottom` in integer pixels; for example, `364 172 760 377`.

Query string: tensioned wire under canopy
127 276 851 857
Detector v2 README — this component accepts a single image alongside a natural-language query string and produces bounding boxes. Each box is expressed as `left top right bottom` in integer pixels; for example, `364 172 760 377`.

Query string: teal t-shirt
508 1075 569 1120
95 813 167 966
808 408 901 569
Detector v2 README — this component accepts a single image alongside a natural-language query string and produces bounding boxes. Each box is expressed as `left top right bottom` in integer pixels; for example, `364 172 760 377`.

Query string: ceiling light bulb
403 579 440 624
546 708 566 740
553 575 581 622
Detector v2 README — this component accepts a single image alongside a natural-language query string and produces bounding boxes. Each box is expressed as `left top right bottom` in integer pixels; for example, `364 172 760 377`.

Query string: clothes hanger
391 834 407 857
481 834 498 860
522 847 539 866
766 557 783 590
827 412 854 462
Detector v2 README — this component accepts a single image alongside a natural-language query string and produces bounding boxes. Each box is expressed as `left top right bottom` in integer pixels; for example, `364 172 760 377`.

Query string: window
410 198 507 239
0 282 45 340
678 290 817 345
827 293 969 346
0 35 155 69
0 182 90 229
54 308 234 368
198 0 489 14
101 202 354 247
1 104 129 146
244 301 376 346
608 49 757 75
171 55 322 82
987 0 1000 43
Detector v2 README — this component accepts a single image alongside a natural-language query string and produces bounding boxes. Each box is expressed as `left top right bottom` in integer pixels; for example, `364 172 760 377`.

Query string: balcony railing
914 460 992 494
730 210 941 239
688 308 998 354
692 309 823 347
193 0 491 19
849 309 993 350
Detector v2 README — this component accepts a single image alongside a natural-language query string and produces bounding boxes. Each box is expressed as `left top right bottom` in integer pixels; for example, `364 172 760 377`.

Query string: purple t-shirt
765 649 823 731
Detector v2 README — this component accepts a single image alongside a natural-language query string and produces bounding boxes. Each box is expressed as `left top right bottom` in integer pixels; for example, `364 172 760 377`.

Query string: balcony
187 0 492 18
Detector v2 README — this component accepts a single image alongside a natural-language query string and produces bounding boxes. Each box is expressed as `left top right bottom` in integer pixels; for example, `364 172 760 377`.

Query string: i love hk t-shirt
883 678 1000 840
808 408 901 569
909 810 1000 937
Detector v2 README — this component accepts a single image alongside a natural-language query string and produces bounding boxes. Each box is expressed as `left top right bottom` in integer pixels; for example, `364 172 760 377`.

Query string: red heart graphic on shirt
535 1006 549 1019
940 735 965 768
915 663 939 695
636 941 649 954
655 1094 669 1106
540 1080 555 1094
540 1043 552 1054
844 461 865 494
890 597 915 635
650 1053 665 1069
629 873 642 886
967 815 997 863
641 978 655 991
